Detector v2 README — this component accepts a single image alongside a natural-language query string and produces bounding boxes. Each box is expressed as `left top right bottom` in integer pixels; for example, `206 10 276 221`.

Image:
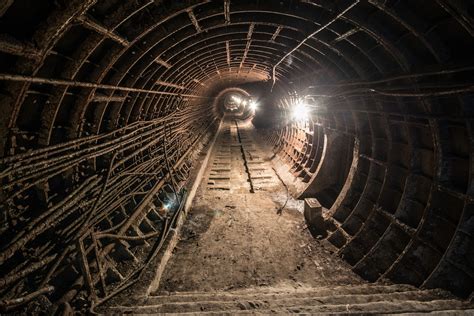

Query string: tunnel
0 0 474 314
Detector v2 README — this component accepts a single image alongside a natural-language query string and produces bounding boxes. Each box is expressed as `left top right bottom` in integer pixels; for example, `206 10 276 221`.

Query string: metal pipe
271 0 360 89
307 84 474 98
0 286 54 311
307 65 474 90
0 256 57 287
0 73 212 99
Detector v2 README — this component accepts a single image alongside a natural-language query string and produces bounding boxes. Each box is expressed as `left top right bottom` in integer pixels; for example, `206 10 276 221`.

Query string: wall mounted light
250 101 258 111
292 99 309 121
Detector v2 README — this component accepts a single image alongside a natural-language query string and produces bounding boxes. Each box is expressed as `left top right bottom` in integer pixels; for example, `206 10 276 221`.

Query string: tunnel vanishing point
0 0 474 314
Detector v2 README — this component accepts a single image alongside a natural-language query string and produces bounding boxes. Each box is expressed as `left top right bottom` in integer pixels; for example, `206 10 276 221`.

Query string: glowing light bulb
292 100 309 121
242 100 248 106
162 201 173 211
250 101 258 111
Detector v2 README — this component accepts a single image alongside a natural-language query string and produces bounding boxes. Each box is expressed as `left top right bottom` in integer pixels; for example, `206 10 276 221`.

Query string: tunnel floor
97 119 473 314
155 119 364 293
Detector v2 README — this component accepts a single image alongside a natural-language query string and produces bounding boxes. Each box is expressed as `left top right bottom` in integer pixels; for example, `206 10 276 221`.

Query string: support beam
0 73 211 98
270 26 283 42
92 94 128 103
213 58 221 78
306 83 474 98
187 9 202 33
116 125 212 235
193 79 206 87
0 35 41 60
78 15 130 47
307 65 474 89
332 28 359 43
194 60 211 80
154 57 172 69
435 0 474 37
246 23 254 41
226 41 231 67
0 0 14 17
272 0 360 88
239 23 254 73
247 63 257 74
224 0 231 24
155 80 186 90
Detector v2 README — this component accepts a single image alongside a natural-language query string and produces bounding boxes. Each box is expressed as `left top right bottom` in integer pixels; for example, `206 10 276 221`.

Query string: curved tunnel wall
0 0 473 311
268 83 474 297
262 0 474 296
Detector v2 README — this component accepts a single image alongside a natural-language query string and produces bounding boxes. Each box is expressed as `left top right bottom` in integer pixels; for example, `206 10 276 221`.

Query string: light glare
231 95 241 104
163 201 173 211
250 101 258 111
292 100 309 121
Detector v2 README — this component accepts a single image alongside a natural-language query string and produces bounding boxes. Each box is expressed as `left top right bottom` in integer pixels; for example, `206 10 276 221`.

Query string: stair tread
107 285 467 314
143 290 453 308
149 288 451 302
109 298 472 314
151 284 417 297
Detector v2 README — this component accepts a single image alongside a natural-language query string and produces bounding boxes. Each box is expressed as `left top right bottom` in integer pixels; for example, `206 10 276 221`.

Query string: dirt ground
98 120 468 315
156 121 364 294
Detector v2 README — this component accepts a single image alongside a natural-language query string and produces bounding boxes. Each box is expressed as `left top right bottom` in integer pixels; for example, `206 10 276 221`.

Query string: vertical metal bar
92 233 107 297
77 236 97 301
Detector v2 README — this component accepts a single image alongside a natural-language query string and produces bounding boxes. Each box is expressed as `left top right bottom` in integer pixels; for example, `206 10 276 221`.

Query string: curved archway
0 0 473 312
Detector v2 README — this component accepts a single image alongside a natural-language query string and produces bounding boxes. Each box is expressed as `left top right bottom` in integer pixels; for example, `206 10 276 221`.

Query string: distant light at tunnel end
231 95 241 104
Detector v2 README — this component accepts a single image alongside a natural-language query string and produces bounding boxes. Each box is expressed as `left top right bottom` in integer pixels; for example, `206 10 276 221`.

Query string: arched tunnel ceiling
0 0 474 313
1 0 471 150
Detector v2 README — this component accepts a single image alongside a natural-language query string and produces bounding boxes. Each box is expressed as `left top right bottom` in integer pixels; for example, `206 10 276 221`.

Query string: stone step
147 284 433 303
107 290 471 314
109 302 472 315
